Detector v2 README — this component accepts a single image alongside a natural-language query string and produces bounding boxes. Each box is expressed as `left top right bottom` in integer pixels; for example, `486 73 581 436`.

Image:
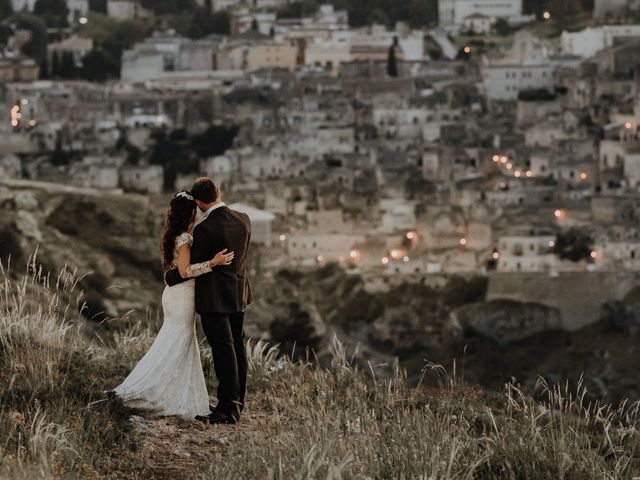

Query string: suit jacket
165 205 252 314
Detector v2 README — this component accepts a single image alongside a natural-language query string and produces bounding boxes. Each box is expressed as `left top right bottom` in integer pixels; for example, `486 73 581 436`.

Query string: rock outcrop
450 299 562 344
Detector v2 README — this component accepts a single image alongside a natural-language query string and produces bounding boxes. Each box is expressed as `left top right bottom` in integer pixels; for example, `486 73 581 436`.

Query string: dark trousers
200 312 247 418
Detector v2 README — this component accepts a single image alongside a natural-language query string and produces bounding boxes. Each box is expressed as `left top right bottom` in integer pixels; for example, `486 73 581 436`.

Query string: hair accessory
175 191 194 201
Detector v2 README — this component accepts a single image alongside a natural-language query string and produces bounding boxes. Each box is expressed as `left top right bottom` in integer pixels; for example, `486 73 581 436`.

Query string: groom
165 177 252 425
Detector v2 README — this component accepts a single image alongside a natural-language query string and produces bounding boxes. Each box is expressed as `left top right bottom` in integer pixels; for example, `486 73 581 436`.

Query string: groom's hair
191 177 219 203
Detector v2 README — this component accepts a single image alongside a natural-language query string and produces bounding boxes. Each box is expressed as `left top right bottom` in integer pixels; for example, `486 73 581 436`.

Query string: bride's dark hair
160 192 196 270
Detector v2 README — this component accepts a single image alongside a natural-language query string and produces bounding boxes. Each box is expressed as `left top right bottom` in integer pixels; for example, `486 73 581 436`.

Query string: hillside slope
1 266 639 479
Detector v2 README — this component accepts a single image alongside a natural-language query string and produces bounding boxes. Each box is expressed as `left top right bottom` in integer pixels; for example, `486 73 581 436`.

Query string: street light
543 11 551 20
79 16 88 24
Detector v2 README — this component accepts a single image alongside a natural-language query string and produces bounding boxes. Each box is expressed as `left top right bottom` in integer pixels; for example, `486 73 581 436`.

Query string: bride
111 191 234 419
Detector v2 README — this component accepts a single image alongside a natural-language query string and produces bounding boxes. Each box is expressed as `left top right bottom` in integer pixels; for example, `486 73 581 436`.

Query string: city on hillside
2 1 640 325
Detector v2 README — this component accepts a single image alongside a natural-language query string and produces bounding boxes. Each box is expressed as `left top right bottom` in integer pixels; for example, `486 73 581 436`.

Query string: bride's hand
210 249 234 267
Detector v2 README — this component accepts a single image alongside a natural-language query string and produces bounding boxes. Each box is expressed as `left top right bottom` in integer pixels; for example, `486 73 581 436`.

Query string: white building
379 199 416 233
67 0 89 22
561 25 640 59
286 233 364 265
497 235 556 272
121 49 164 82
593 0 640 18
107 0 150 20
120 165 164 194
439 0 524 30
462 13 493 34
10 0 36 11
201 155 235 179
482 61 554 101
228 203 276 247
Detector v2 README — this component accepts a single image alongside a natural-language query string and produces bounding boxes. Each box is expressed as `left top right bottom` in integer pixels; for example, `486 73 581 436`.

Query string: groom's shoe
196 411 237 425
210 403 244 413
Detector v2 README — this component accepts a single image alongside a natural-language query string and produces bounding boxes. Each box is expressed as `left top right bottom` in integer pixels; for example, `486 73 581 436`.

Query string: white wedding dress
114 233 210 419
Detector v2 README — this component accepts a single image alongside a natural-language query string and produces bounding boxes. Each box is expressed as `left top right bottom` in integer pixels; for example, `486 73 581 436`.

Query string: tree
39 54 49 79
211 11 230 35
387 41 398 77
183 7 230 38
553 228 594 262
0 0 13 18
60 50 76 79
494 17 511 36
251 17 259 31
89 0 107 12
51 51 61 77
141 0 195 15
33 0 69 27
10 14 48 61
190 124 239 158
81 48 119 81
276 0 319 19
548 0 582 28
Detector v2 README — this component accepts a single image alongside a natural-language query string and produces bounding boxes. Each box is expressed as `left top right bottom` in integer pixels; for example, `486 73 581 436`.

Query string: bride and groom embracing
111 177 252 425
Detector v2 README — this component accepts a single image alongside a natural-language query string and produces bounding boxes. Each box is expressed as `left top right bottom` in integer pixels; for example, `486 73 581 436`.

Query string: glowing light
463 46 471 54
316 255 324 263
554 209 565 219
459 238 467 246
500 156 508 164
79 16 88 24
28 120 36 127
548 240 555 247
10 105 20 128
514 170 521 177
402 256 410 262
279 234 286 242
526 170 533 177
492 155 500 162
506 163 513 170
625 122 633 129
492 252 500 260
381 257 389 265
350 249 358 259
580 172 588 181
20 98 28 106
590 251 598 259
406 231 416 240
390 249 400 259
543 11 551 20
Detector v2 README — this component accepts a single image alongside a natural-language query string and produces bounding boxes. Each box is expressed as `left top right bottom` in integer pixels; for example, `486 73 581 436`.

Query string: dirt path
123 410 272 479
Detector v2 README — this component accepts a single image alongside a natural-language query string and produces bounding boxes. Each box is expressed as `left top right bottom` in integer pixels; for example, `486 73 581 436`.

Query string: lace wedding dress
114 233 211 419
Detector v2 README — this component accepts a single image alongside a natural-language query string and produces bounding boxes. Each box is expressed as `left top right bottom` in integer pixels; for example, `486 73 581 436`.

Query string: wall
486 271 640 330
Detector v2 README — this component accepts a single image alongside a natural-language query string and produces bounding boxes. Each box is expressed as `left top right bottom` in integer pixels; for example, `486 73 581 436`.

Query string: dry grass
1 260 639 479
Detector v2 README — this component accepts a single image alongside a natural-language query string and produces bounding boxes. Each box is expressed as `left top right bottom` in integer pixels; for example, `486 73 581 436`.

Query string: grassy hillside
1 261 639 479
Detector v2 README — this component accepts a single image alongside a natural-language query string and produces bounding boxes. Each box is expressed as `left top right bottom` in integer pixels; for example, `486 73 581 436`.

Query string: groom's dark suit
166 205 252 418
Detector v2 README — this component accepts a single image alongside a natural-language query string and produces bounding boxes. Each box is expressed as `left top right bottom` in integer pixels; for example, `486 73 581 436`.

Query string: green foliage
494 17 511 36
190 124 239 158
0 0 13 17
33 0 68 27
386 44 398 77
277 0 319 19
88 0 107 13
141 0 196 15
81 47 119 81
329 0 437 28
553 228 594 262
173 6 230 38
8 13 48 61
